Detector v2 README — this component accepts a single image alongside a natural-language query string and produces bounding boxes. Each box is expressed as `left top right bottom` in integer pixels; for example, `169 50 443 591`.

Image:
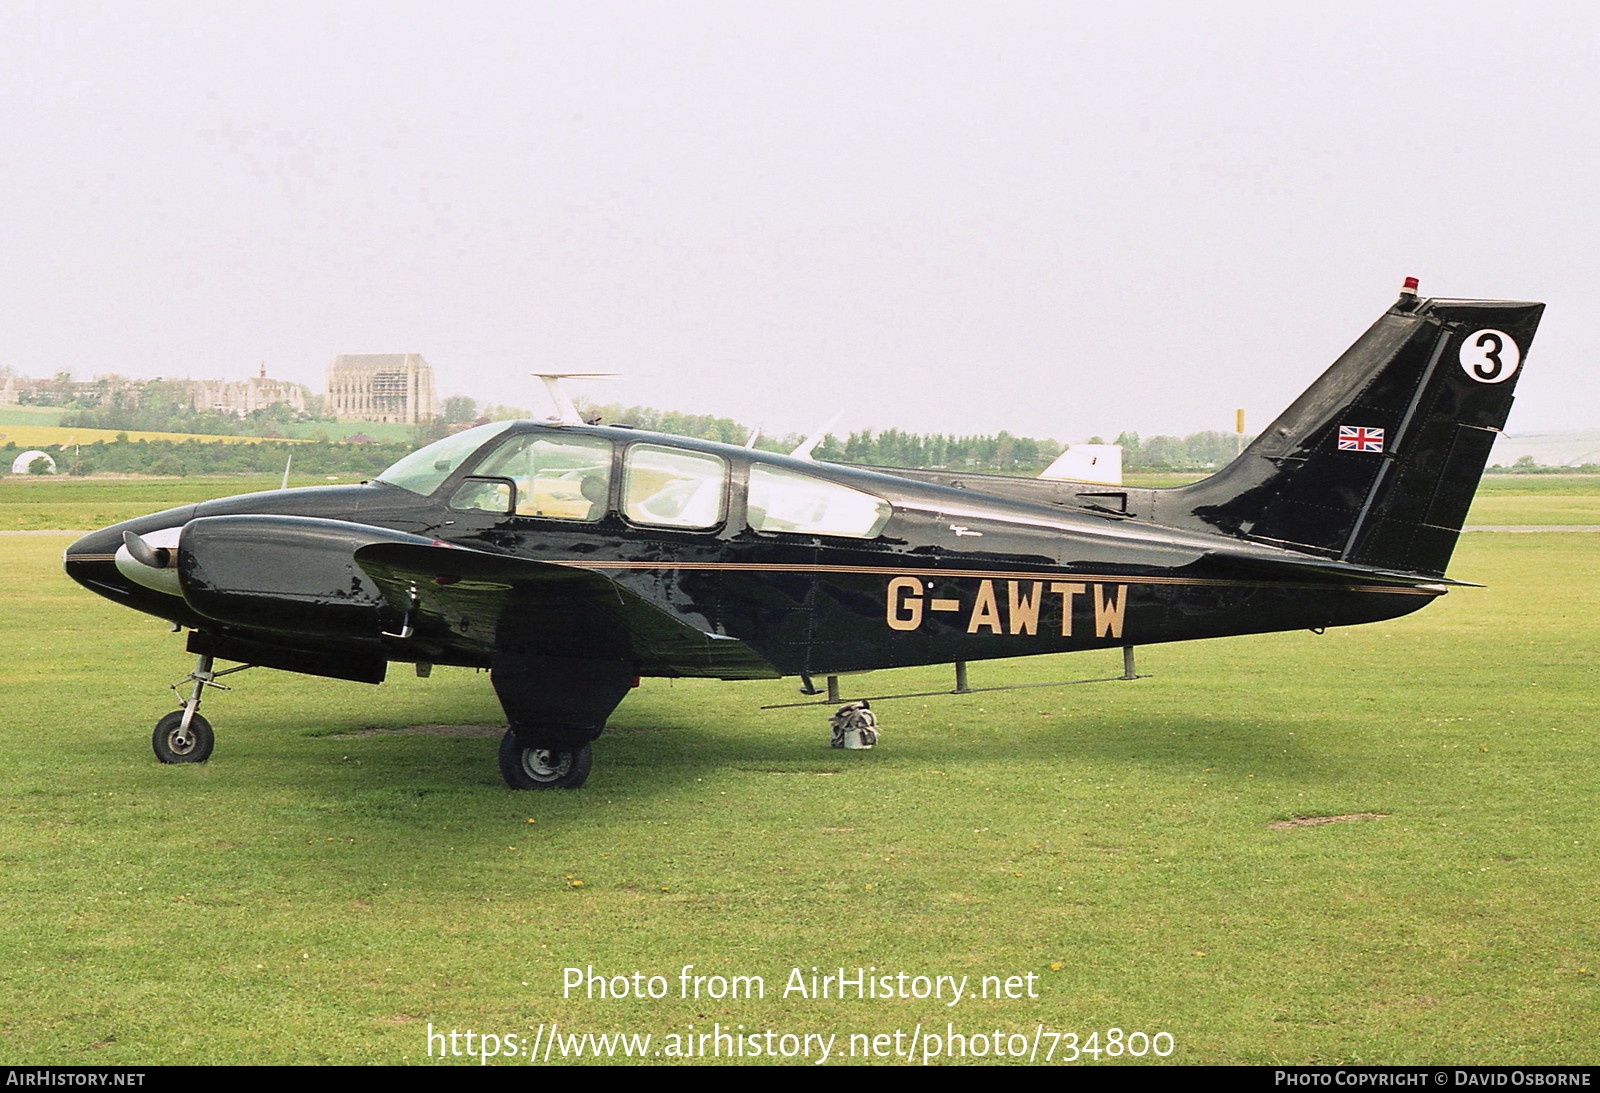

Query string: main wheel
498 730 592 790
153 710 214 764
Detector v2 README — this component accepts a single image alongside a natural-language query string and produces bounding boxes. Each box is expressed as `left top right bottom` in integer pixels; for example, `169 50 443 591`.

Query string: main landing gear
152 653 251 764
489 652 634 792
498 732 593 790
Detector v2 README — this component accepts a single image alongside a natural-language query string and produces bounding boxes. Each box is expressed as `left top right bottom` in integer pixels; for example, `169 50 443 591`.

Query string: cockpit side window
747 465 891 538
471 433 614 521
622 444 727 529
376 421 516 496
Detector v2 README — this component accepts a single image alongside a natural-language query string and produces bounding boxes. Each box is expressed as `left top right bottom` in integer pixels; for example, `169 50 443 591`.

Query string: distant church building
326 353 437 424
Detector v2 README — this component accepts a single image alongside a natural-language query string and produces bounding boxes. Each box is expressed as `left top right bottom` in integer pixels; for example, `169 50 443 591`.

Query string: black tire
498 730 592 790
152 710 214 764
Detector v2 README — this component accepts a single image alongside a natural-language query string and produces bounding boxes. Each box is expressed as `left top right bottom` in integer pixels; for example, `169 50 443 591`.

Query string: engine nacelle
178 515 441 637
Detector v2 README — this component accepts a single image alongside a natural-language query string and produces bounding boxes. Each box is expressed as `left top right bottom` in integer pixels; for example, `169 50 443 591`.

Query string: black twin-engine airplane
64 281 1542 789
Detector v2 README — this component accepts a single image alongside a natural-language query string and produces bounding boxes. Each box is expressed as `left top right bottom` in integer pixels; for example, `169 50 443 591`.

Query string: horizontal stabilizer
1039 444 1123 485
1204 548 1472 590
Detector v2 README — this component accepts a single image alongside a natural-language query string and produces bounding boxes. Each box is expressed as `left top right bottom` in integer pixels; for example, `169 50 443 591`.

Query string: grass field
2 484 1597 1065
0 476 370 531
1125 472 1600 526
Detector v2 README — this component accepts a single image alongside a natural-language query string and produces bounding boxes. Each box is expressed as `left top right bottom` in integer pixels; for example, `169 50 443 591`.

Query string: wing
353 542 780 680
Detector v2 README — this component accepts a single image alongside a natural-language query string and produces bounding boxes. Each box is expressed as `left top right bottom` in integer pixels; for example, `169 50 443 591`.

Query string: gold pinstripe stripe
65 552 1438 598
548 560 1439 597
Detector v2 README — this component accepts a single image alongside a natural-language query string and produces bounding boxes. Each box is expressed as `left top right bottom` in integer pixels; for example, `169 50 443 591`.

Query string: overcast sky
3 1 1595 443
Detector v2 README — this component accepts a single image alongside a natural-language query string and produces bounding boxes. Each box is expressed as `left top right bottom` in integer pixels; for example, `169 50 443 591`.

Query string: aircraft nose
63 525 139 601
62 524 127 580
63 508 196 602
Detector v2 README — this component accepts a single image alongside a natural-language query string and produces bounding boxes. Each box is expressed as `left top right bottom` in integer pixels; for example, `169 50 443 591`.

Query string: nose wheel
153 710 214 763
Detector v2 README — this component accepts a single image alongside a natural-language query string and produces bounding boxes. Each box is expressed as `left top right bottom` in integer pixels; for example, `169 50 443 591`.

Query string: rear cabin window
469 433 613 521
747 465 891 538
623 445 727 529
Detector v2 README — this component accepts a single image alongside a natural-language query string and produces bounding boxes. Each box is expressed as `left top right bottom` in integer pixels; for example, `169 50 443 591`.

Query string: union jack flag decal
1338 425 1385 453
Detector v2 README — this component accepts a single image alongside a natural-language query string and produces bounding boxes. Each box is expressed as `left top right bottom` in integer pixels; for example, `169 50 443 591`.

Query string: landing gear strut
152 653 251 764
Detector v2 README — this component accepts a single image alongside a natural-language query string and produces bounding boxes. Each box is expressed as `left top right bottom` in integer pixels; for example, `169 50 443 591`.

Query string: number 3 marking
1459 329 1520 384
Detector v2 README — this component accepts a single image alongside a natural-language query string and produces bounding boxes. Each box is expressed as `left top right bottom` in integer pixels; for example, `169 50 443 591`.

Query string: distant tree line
571 402 753 445
580 402 1257 475
1109 431 1250 472
6 433 1592 479
806 429 1059 474
11 381 1279 477
580 401 1070 471
2 438 412 478
21 372 1589 475
61 402 322 437
1491 455 1600 473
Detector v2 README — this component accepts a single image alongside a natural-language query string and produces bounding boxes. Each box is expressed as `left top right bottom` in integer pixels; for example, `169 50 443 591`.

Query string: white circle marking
1458 329 1520 384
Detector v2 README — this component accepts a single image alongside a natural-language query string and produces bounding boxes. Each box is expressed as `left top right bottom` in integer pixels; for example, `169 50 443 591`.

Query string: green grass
1126 472 1600 525
0 476 369 531
2 496 1598 1065
1467 475 1600 525
0 406 66 427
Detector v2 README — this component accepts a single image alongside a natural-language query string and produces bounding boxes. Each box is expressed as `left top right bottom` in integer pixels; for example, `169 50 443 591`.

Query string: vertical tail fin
1158 288 1544 577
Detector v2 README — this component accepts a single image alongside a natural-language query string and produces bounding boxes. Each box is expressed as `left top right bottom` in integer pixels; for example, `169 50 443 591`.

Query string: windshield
376 421 516 496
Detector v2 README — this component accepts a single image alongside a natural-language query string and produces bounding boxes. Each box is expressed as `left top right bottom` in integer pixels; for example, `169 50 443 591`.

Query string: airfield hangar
325 354 437 424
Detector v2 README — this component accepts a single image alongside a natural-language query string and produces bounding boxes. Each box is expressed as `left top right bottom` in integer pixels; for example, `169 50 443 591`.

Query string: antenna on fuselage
531 373 616 426
790 412 843 461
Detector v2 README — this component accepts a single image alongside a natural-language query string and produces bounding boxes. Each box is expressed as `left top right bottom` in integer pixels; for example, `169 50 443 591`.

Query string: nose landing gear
152 653 253 764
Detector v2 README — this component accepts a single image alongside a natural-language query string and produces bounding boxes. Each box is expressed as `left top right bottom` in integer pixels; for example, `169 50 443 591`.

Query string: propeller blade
123 530 174 569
